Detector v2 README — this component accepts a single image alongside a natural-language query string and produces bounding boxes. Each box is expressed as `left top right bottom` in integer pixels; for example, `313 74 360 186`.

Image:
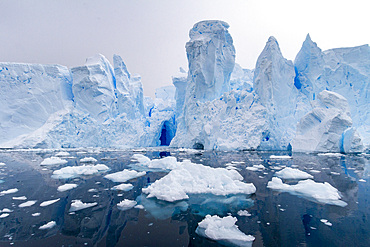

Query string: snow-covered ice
270 155 292 159
117 199 137 211
18 200 37 208
132 154 180 170
57 183 78 192
39 221 56 230
40 198 60 207
267 177 347 207
0 213 10 218
274 167 313 180
55 151 70 157
111 183 134 191
104 169 146 183
320 219 332 226
80 157 97 163
237 210 251 217
0 208 13 213
32 213 41 217
12 196 27 200
142 159 256 202
52 164 109 179
195 215 255 247
40 157 68 165
0 188 18 195
69 200 97 212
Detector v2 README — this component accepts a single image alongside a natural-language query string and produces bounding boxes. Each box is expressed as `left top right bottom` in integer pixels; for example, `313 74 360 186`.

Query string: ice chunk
0 208 13 213
39 221 56 230
117 199 137 211
40 157 68 166
246 165 265 171
267 177 347 207
111 183 134 191
142 160 256 202
69 200 97 212
0 162 6 166
0 213 10 218
80 157 97 163
12 196 27 200
32 213 41 217
57 183 78 192
40 198 60 207
320 219 332 226
18 200 37 208
132 154 180 170
195 215 255 247
55 151 70 157
0 188 18 195
237 210 251 217
270 155 292 159
104 169 146 183
275 167 313 180
52 164 109 179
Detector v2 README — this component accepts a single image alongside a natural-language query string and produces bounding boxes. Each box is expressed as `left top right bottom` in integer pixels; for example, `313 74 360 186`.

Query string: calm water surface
0 149 368 247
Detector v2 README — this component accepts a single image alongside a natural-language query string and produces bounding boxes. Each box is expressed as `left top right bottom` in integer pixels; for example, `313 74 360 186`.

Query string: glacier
0 20 368 153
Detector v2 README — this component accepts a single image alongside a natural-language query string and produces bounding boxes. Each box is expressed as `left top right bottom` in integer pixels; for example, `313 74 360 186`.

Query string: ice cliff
0 20 368 152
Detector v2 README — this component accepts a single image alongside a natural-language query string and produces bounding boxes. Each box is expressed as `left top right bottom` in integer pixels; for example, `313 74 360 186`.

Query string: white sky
0 0 369 97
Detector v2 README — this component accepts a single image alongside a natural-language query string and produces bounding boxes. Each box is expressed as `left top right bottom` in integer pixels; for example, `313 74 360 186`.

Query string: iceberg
117 199 137 211
57 183 78 192
39 221 56 230
274 167 313 180
40 157 68 166
69 200 97 212
52 164 109 179
104 169 146 183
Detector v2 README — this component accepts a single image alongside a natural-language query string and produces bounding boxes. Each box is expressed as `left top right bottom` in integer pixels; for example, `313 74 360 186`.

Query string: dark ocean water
0 149 368 247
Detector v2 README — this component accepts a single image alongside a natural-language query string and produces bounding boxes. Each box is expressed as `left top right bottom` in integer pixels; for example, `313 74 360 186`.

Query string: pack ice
0 20 368 152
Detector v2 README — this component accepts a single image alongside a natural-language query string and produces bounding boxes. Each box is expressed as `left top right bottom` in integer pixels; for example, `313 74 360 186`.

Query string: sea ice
267 177 347 207
12 196 27 200
0 162 5 166
69 200 97 212
32 213 41 217
0 208 13 213
111 183 134 191
52 164 109 179
275 167 313 180
55 151 70 157
104 169 146 183
195 215 255 247
18 200 37 208
40 157 68 165
142 159 256 202
320 219 332 226
40 198 60 207
0 213 10 218
131 154 180 171
39 221 56 230
57 183 78 192
269 155 292 159
237 210 251 217
117 199 137 211
246 164 265 171
0 188 18 195
80 157 97 163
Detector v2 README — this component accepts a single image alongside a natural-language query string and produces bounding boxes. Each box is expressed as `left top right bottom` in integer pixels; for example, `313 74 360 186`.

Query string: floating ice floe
359 179 366 183
18 200 37 208
267 177 347 207
0 213 9 218
131 154 180 171
246 164 265 171
237 210 251 217
0 208 13 213
196 215 255 247
142 160 256 202
117 199 137 211
57 183 78 192
274 167 313 180
111 183 134 191
40 198 60 207
88 188 98 193
0 188 18 195
55 151 70 157
40 157 68 166
52 164 109 179
317 153 343 157
104 169 146 183
80 157 97 163
12 196 27 200
69 200 97 212
32 213 41 217
320 219 332 226
39 221 56 230
0 162 5 166
270 155 292 159
134 204 144 209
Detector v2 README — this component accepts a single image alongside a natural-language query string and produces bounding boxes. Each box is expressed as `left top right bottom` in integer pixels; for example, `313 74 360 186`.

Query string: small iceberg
104 169 146 183
80 157 97 163
111 183 134 191
69 200 97 212
57 183 78 192
0 188 18 195
52 164 109 179
39 221 56 230
117 199 137 211
275 167 313 180
18 200 37 208
40 198 60 207
40 157 68 166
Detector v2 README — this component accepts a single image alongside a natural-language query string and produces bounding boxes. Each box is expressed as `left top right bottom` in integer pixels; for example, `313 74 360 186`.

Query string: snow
18 200 37 208
57 183 78 192
142 159 256 202
80 157 97 163
111 183 134 191
104 169 146 183
12 196 27 200
267 177 347 207
69 200 97 212
0 188 18 195
195 215 255 247
52 164 109 179
117 199 137 211
40 157 68 165
275 167 313 180
39 221 56 230
40 198 60 207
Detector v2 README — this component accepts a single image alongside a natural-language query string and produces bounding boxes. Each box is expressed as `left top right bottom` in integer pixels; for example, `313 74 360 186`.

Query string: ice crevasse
0 20 368 153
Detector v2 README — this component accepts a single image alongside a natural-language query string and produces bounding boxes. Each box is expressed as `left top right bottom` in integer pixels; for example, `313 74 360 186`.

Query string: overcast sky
1 0 369 97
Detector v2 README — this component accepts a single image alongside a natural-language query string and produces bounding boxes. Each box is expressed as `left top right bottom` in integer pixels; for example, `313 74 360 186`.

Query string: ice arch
159 121 175 146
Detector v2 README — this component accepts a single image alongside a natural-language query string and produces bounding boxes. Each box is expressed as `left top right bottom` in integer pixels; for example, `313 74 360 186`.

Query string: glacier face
0 20 368 152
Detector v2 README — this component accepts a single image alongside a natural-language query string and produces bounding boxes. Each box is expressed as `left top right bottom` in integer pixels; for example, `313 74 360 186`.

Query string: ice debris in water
196 215 255 247
40 198 60 207
80 157 98 163
57 183 78 192
269 155 292 159
40 157 68 165
246 164 265 171
104 169 146 183
69 200 97 212
55 151 70 157
0 208 13 213
52 164 109 179
142 159 256 202
320 219 332 226
39 221 56 230
0 162 5 166
274 167 313 180
132 154 180 170
12 196 27 200
18 200 37 208
267 177 347 207
317 153 344 157
111 183 134 191
117 199 137 211
237 210 251 217
32 213 41 217
0 188 18 195
0 213 10 218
